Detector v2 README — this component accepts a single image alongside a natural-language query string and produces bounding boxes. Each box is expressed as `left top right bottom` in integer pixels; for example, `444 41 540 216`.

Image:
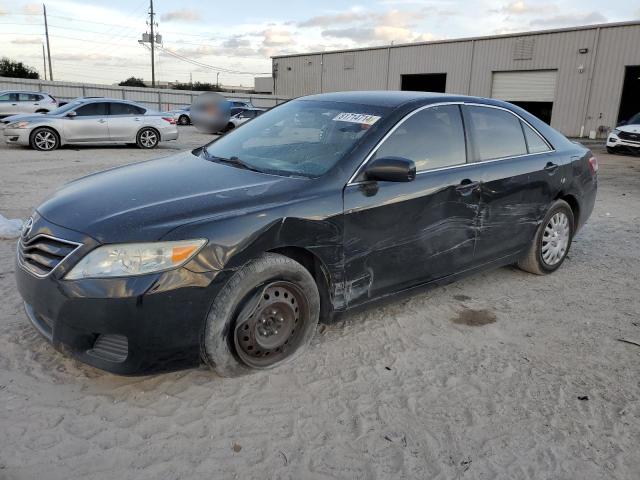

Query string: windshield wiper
201 150 263 173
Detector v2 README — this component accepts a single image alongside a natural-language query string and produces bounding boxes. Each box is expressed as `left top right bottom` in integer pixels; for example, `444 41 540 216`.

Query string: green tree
171 81 222 92
0 58 40 79
118 76 147 87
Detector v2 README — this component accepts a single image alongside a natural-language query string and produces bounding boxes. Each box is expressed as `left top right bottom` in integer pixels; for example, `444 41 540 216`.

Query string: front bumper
3 127 30 145
607 133 640 150
15 215 227 375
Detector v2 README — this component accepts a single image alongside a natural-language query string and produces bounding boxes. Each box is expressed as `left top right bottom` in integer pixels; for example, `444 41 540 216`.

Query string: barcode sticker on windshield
333 113 381 125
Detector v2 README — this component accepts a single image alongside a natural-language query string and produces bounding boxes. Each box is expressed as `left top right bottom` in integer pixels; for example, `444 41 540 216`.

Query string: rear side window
18 93 42 101
521 122 551 153
466 106 527 161
373 105 466 172
109 102 146 115
0 93 18 101
75 102 108 116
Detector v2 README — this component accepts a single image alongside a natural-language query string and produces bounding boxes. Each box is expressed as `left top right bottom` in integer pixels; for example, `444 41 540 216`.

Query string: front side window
205 100 389 177
0 93 18 102
466 106 527 161
373 104 466 172
75 102 108 116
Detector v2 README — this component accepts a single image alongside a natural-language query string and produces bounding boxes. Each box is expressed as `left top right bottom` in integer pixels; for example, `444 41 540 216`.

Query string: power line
157 45 270 75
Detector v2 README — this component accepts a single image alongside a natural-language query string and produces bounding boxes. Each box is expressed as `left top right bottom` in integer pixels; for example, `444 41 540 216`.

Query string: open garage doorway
617 66 640 125
401 73 446 92
491 70 557 125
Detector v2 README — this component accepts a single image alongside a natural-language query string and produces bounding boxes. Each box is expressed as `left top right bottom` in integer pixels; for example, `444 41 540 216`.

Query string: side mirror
364 156 416 183
66 111 77 118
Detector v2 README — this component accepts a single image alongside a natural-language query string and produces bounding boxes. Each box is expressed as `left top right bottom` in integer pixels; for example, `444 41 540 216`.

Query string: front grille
18 234 81 277
87 334 128 363
618 131 640 143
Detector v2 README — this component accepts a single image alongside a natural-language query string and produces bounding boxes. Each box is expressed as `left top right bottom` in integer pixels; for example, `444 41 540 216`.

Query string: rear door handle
544 162 559 174
455 179 480 195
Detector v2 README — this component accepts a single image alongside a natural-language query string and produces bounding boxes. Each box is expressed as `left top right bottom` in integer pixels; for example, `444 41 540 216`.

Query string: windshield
628 113 640 125
204 100 389 177
49 101 84 115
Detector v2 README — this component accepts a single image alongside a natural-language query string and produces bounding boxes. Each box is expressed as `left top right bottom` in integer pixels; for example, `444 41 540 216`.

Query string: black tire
30 127 60 151
35 109 49 114
178 115 190 126
606 146 616 154
224 123 235 133
136 127 159 149
203 253 320 377
517 199 574 275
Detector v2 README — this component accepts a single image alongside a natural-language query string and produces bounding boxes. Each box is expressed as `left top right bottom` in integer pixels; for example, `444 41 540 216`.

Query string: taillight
162 117 176 124
588 156 598 175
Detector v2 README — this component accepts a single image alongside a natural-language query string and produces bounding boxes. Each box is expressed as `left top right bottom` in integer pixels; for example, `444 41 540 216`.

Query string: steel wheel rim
140 130 157 147
541 211 570 266
234 281 308 368
34 131 56 150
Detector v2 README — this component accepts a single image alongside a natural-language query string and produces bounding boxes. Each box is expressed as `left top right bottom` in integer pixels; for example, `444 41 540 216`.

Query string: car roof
298 90 503 108
0 90 50 95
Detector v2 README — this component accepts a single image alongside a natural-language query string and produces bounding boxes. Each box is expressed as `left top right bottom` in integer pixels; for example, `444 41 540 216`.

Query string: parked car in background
222 107 266 132
170 105 191 125
0 91 58 117
3 98 177 151
14 91 597 376
607 112 640 154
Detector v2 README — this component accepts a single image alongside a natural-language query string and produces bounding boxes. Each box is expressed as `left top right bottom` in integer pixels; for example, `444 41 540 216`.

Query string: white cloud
160 9 201 23
499 1 554 15
11 37 42 45
529 11 607 27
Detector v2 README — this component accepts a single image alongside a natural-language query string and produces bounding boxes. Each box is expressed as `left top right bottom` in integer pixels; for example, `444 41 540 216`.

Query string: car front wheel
178 115 189 126
136 128 159 149
517 199 574 275
30 127 59 151
203 253 320 377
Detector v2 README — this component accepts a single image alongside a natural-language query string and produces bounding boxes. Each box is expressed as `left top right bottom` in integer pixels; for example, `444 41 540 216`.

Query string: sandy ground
0 128 639 480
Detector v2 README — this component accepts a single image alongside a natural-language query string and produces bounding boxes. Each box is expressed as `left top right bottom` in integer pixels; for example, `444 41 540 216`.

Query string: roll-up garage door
491 70 557 102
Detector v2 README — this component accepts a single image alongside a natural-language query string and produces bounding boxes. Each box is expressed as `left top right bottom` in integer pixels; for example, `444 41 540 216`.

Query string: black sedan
15 91 598 376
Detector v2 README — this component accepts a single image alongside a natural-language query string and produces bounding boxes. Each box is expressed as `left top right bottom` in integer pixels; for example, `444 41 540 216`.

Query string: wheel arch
267 246 334 323
29 124 62 146
138 125 161 142
554 192 580 227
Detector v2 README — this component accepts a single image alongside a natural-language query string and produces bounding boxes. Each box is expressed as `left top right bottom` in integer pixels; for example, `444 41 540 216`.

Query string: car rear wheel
30 127 59 151
517 199 574 275
136 128 159 149
203 253 320 377
178 115 189 126
223 123 235 133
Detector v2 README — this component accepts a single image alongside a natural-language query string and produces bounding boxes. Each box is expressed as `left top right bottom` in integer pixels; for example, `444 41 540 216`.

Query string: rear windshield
204 100 390 177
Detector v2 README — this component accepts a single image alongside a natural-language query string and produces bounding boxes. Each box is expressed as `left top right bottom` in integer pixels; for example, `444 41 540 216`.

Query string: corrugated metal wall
273 23 640 137
0 77 290 110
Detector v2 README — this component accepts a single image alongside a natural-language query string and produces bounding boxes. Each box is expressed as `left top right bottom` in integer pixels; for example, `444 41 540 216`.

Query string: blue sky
1 0 638 87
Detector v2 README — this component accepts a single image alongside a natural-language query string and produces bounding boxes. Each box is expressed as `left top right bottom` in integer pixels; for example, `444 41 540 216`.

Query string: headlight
65 239 206 280
7 121 31 129
611 128 621 135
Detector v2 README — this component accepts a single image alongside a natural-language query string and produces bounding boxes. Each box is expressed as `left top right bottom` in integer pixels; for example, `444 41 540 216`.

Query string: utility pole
216 72 220 88
43 4 53 80
149 0 155 87
42 43 47 81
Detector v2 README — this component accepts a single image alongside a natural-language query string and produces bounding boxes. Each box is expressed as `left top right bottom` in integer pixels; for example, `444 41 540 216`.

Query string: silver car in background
0 90 58 117
169 105 191 125
3 98 178 151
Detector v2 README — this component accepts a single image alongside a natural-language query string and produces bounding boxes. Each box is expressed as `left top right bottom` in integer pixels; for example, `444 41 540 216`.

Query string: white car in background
607 112 640 154
222 107 266 132
170 105 191 125
0 90 58 117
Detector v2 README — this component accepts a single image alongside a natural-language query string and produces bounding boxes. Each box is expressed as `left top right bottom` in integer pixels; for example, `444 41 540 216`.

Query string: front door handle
544 162 559 174
98 119 107 123
455 179 480 195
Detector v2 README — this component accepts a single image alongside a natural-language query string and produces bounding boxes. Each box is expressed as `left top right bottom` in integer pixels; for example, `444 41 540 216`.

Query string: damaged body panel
15 91 597 374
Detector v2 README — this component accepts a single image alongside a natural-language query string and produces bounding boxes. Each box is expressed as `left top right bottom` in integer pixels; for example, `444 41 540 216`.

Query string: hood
2 112 48 124
619 124 640 133
37 151 302 243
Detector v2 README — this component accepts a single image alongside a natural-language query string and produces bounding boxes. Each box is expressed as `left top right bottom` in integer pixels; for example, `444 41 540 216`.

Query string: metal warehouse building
272 21 640 138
